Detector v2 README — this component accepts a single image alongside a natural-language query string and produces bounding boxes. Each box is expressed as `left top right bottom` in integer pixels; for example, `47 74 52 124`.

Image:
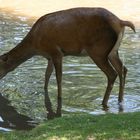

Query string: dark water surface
0 10 140 130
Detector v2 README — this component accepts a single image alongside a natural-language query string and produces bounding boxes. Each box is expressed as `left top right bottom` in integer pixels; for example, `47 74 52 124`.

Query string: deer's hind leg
85 29 118 107
108 29 126 103
109 51 127 103
86 47 117 107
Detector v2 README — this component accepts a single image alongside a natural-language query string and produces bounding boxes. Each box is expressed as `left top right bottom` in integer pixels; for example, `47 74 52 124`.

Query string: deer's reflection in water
0 93 37 130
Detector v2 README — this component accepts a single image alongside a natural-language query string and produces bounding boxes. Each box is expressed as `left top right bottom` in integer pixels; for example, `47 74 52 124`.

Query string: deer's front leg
44 59 56 119
52 53 63 117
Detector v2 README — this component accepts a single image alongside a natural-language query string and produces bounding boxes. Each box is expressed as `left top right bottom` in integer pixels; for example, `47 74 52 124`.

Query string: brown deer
0 8 135 119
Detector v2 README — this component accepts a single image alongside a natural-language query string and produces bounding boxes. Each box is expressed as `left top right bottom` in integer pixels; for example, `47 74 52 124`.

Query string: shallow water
0 10 140 127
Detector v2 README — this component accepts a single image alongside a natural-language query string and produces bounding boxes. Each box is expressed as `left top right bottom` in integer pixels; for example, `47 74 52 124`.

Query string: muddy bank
0 0 140 27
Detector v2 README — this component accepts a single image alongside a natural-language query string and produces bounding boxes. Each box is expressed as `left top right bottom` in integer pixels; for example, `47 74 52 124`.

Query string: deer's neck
5 41 35 72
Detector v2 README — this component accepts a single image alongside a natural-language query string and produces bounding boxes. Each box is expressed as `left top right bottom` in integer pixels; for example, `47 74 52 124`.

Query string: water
0 10 140 129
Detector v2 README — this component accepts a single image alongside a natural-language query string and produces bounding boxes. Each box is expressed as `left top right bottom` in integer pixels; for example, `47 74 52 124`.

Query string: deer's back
27 8 120 56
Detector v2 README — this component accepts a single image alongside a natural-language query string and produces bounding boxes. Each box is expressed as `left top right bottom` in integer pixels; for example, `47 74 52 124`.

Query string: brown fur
0 7 135 119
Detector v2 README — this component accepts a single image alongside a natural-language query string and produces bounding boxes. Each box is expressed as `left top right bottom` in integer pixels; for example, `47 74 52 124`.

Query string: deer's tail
121 20 136 33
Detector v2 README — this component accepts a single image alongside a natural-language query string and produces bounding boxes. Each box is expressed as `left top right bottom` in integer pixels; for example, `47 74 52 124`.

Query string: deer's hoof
55 113 62 118
47 112 56 120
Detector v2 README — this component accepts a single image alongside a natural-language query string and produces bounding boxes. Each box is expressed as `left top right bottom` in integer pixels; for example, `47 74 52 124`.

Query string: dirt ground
0 0 140 26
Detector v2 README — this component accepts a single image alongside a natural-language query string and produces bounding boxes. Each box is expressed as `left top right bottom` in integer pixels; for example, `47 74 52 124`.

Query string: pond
0 10 140 129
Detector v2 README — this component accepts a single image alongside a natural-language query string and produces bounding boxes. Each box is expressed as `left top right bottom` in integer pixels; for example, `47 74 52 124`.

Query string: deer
0 7 135 119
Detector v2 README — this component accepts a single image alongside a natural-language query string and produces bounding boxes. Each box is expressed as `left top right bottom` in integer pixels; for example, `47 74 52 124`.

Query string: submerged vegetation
0 112 140 140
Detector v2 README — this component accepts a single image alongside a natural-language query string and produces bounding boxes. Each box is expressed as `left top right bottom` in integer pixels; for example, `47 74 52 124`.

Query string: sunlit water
0 10 140 124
